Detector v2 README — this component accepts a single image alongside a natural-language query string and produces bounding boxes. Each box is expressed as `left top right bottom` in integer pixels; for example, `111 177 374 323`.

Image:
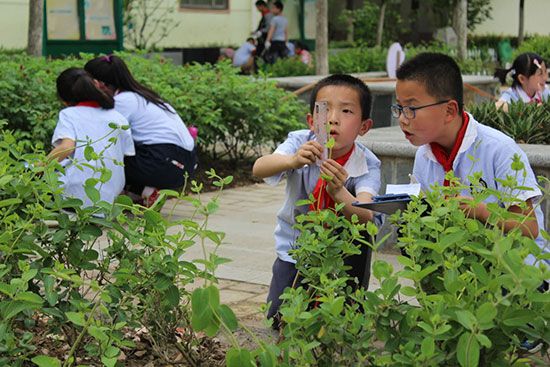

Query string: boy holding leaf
253 74 382 325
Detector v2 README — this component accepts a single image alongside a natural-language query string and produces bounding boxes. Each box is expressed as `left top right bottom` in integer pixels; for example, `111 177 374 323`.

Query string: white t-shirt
52 106 135 206
233 42 255 67
114 92 194 151
412 113 546 266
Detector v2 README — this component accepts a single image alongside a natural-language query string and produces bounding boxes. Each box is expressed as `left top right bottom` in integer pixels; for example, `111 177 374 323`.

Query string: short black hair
56 67 114 109
273 1 284 11
255 1 267 7
310 74 372 121
396 52 463 113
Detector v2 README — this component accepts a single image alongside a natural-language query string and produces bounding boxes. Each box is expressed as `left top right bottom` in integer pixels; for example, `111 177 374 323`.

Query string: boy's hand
320 159 348 198
292 141 323 169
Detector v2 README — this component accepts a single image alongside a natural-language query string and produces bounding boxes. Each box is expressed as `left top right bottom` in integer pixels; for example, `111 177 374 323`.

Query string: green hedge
263 43 496 77
514 36 550 64
0 52 307 161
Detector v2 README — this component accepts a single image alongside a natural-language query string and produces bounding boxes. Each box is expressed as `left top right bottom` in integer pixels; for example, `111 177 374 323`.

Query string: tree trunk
27 0 44 56
345 0 354 42
518 0 525 45
316 0 329 75
375 0 387 47
455 0 467 61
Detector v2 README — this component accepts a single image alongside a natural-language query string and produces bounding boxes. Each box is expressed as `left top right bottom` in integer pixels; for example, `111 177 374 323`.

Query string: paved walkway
160 182 405 309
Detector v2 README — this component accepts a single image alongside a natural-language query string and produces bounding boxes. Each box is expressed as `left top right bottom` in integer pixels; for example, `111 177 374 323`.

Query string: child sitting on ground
494 52 549 111
253 74 381 326
393 52 546 266
48 68 134 207
232 37 256 74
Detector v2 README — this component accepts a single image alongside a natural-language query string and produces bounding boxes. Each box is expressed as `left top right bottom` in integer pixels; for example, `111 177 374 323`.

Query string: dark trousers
266 241 372 320
124 143 196 195
263 41 288 64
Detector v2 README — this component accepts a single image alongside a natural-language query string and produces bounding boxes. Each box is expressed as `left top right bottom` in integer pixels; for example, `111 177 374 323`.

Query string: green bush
0 52 307 161
468 101 550 144
514 36 550 64
261 56 315 77
329 46 387 74
236 162 549 366
0 129 247 365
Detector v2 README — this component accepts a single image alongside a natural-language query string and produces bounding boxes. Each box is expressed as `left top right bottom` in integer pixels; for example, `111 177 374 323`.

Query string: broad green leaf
218 304 238 331
31 355 61 367
476 303 497 326
456 332 480 367
455 310 477 331
421 336 435 357
66 311 86 327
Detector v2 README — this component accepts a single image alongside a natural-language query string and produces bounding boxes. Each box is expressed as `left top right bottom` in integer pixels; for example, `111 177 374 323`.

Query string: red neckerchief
261 9 270 16
309 145 355 212
76 101 101 108
429 112 469 186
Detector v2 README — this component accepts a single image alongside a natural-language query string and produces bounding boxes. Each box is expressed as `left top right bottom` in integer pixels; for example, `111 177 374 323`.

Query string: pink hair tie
102 55 113 63
533 59 542 69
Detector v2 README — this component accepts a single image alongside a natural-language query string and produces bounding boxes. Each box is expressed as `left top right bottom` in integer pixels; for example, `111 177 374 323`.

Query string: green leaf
2 300 40 320
455 310 477 331
476 302 497 326
421 336 435 357
84 185 100 203
88 325 108 343
218 304 238 331
0 198 22 208
14 292 43 305
372 260 393 280
43 275 58 307
65 311 86 327
226 348 255 367
31 355 61 367
456 332 480 367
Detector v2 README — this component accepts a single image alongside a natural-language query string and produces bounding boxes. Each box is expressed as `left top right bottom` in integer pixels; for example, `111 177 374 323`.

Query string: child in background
253 74 381 326
394 52 546 266
49 68 134 207
232 38 256 74
295 41 312 66
494 52 549 111
85 55 196 207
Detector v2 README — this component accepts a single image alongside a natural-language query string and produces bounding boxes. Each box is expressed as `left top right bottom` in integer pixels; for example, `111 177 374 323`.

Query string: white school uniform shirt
233 42 255 67
498 85 550 104
264 130 381 263
114 91 194 151
412 113 547 266
51 106 135 207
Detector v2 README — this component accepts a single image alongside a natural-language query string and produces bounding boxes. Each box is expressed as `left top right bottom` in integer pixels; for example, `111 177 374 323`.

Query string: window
180 0 228 10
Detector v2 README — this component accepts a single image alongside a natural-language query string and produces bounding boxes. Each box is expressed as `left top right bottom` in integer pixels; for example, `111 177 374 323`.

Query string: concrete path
161 181 405 298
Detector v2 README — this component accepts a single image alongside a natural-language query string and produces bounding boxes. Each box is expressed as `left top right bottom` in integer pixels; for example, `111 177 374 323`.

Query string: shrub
467 101 550 144
514 36 550 64
0 52 307 161
0 128 247 365
245 161 550 366
261 57 315 77
329 46 387 74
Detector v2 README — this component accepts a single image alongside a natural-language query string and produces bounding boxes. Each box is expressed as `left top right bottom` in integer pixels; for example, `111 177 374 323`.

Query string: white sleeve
51 109 77 147
119 121 135 156
114 93 137 121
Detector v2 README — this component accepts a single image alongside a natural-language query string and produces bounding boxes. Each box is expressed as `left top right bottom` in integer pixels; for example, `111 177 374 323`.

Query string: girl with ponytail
49 67 135 206
494 52 549 111
84 55 196 207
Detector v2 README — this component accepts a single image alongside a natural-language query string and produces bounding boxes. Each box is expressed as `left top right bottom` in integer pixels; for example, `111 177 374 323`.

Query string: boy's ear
444 100 460 122
358 118 373 136
306 113 314 130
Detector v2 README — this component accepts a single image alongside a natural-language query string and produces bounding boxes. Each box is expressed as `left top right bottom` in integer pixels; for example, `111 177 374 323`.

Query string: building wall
0 0 302 50
0 0 28 49
472 0 550 36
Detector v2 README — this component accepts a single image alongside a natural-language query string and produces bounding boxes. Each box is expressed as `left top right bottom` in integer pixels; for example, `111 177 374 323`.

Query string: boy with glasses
393 52 546 270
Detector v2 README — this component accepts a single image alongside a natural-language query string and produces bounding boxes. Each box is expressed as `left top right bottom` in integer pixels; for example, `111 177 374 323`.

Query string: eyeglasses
390 100 450 119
